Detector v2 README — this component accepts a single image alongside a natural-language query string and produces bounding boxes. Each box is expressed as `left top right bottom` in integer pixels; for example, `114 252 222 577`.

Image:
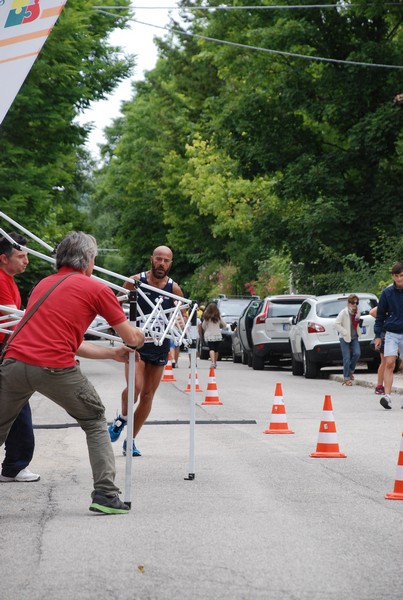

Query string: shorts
207 341 220 352
139 346 169 366
383 331 403 358
379 331 385 354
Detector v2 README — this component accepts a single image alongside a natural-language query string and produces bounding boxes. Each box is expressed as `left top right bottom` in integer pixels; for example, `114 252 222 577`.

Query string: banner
0 0 67 125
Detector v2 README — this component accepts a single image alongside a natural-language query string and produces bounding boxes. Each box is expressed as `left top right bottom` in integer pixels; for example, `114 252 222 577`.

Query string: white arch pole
124 290 137 506
0 227 192 310
0 212 54 252
185 305 198 480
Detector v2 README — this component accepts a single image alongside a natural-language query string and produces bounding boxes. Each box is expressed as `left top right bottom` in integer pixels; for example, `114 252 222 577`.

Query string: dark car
232 299 262 365
200 296 259 360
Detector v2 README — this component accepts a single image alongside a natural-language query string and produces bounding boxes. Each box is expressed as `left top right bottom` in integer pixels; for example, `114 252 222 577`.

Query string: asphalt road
1 345 403 600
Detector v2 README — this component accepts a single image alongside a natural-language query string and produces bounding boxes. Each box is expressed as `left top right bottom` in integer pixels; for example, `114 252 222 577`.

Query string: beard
151 264 170 279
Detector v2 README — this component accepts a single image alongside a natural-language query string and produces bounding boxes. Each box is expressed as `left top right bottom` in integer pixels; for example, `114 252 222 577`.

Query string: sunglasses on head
349 301 359 305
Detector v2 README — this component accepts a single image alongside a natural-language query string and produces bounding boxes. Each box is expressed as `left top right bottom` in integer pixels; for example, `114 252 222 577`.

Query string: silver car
250 295 313 370
232 299 261 365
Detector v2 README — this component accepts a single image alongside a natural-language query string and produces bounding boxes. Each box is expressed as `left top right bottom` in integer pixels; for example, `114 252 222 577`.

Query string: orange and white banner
0 0 67 125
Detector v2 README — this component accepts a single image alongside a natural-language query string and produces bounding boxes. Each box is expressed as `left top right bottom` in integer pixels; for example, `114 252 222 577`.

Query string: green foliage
246 252 291 298
89 0 403 297
184 260 240 301
0 0 133 228
3 0 400 301
0 1 134 299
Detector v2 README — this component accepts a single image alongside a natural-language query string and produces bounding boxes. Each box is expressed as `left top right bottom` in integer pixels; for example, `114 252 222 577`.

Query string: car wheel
302 346 318 379
241 350 248 365
233 351 242 364
247 352 253 368
252 353 265 370
291 354 304 376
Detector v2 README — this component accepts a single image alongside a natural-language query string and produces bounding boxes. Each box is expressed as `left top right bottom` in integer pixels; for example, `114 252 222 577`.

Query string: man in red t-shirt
0 232 40 482
0 231 145 514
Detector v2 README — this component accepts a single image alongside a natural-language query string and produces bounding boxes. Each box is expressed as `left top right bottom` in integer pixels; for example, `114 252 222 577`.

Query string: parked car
250 295 313 370
200 296 259 360
232 299 262 365
289 293 379 379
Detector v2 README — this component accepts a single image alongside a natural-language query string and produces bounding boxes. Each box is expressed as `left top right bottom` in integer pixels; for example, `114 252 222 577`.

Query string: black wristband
125 345 137 350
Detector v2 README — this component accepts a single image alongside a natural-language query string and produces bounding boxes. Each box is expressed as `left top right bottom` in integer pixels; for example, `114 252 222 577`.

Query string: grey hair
55 231 98 271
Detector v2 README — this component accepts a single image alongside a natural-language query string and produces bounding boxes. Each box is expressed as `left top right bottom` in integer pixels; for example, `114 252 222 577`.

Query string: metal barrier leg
185 346 197 480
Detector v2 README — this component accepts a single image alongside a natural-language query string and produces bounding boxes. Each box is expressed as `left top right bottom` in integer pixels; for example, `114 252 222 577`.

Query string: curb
329 374 403 394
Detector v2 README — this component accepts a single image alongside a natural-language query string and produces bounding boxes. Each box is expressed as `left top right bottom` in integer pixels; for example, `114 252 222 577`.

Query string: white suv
289 293 379 378
251 295 313 370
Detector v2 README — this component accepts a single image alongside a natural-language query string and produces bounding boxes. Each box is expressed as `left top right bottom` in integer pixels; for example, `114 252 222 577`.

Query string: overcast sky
79 1 180 157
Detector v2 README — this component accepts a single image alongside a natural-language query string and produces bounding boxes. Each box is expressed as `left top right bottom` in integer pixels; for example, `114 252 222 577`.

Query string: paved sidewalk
329 364 403 395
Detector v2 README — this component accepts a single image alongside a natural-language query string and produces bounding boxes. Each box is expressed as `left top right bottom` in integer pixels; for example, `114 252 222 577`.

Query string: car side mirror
290 316 297 325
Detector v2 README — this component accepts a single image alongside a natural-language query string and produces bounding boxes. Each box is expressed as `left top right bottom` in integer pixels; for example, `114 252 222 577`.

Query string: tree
0 0 135 296
89 0 403 298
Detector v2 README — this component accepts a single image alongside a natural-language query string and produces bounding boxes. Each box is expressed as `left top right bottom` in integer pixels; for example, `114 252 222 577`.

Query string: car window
218 299 251 317
356 298 377 314
316 300 347 318
246 301 261 319
267 302 303 318
316 297 377 318
296 301 312 322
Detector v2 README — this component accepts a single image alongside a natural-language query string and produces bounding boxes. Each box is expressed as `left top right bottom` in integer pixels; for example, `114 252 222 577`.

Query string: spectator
369 306 386 395
201 302 227 368
197 304 205 320
0 232 40 483
334 294 362 386
374 262 403 409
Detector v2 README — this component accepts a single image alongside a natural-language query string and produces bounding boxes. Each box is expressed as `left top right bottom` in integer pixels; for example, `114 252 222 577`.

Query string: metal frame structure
0 211 199 504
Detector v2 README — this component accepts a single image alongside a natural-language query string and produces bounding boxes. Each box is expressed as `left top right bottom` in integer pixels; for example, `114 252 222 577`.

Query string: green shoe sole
89 502 130 515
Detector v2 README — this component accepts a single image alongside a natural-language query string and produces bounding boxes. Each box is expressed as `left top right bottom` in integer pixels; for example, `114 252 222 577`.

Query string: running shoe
108 414 127 442
0 468 40 482
122 439 141 457
89 491 130 515
374 385 385 395
380 395 392 410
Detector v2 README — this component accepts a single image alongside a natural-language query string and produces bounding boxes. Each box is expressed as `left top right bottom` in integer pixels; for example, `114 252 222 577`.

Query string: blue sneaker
108 415 127 442
122 439 141 457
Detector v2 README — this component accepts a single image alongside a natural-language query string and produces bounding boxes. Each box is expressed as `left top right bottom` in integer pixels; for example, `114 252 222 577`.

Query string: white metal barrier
0 211 198 505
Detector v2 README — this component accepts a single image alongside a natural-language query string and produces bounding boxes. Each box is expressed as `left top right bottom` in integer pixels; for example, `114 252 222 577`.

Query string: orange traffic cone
385 432 403 500
310 394 346 458
161 352 176 382
184 370 203 393
201 367 222 405
264 383 294 434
